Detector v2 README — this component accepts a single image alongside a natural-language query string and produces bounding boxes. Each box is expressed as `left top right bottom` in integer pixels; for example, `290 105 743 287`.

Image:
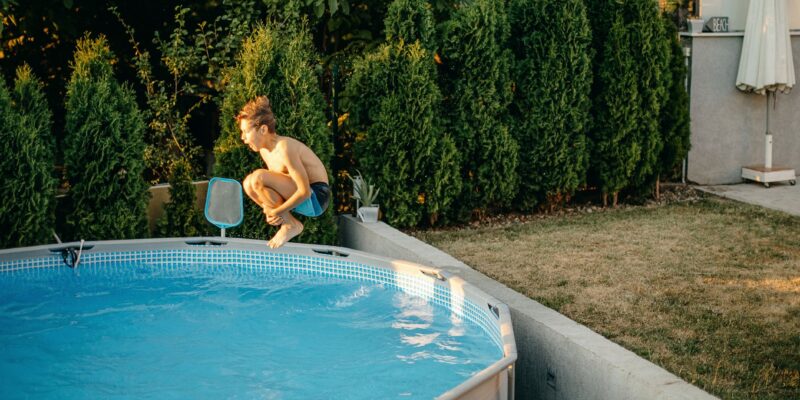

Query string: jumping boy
238 96 330 248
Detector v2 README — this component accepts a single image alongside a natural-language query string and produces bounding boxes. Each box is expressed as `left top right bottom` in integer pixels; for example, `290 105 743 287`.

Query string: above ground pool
0 238 516 399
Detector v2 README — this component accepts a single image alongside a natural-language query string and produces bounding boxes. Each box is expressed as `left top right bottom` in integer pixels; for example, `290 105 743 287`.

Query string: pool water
0 263 503 399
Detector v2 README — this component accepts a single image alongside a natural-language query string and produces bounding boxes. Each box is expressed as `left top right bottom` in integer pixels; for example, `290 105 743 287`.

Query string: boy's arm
268 146 311 216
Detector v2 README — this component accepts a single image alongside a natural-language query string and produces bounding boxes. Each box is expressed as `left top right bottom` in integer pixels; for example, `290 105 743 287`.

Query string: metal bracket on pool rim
420 269 446 281
312 248 349 257
488 303 500 319
185 239 228 246
49 240 90 269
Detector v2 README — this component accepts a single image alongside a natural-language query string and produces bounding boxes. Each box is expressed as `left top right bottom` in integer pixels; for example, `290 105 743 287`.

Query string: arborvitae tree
216 21 336 244
657 15 691 191
588 13 640 206
346 40 460 227
0 66 57 248
13 65 55 153
155 158 207 237
625 0 669 194
384 0 437 51
63 35 150 240
440 0 518 221
508 0 592 211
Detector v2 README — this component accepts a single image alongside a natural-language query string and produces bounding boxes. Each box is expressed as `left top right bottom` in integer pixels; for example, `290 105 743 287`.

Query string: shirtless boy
238 96 330 248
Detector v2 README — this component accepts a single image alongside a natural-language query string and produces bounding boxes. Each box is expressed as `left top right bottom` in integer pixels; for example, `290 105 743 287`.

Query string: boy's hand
263 207 283 226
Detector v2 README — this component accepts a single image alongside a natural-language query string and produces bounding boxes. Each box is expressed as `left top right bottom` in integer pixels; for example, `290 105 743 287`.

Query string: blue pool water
0 262 503 399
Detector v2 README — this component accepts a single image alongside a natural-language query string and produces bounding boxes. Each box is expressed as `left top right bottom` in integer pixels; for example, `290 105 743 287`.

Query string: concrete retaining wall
147 180 209 233
338 215 717 400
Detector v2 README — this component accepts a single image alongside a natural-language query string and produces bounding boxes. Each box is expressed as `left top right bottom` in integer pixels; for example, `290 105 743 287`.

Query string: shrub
0 66 57 248
658 16 691 182
508 0 592 210
588 13 640 205
345 40 460 227
625 0 670 194
155 159 207 238
63 35 150 240
384 0 437 51
440 0 518 221
215 21 336 245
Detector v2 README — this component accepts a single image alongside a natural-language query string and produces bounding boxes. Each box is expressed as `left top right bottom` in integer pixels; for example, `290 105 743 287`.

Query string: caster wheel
790 180 797 186
763 182 771 188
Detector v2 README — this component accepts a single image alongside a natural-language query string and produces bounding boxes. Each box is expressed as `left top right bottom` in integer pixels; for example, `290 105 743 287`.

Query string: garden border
338 215 718 400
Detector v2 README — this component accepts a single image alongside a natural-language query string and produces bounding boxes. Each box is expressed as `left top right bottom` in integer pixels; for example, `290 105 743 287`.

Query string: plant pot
688 18 704 33
357 205 379 223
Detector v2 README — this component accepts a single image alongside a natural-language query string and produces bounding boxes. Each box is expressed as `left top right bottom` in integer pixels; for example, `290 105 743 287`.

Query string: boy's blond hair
236 96 277 133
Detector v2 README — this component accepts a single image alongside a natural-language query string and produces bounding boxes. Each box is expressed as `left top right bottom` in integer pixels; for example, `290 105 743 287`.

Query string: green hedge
215 21 336 244
440 0 518 221
588 12 641 200
509 0 592 210
658 16 691 181
63 35 150 240
384 0 437 51
345 40 460 227
155 159 208 238
626 0 670 193
0 65 57 248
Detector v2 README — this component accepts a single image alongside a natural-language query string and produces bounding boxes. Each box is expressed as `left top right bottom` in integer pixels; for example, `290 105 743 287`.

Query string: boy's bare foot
268 220 303 248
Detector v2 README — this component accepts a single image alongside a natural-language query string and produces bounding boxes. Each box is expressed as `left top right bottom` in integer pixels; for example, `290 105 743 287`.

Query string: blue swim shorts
293 182 330 217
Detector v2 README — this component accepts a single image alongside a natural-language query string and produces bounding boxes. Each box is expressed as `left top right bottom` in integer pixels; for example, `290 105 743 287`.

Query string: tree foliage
658 16 691 180
384 0 437 51
440 0 518 220
345 39 460 227
588 0 670 203
626 0 670 193
0 65 56 248
509 0 592 210
155 158 207 238
589 12 640 198
216 21 336 244
63 35 150 240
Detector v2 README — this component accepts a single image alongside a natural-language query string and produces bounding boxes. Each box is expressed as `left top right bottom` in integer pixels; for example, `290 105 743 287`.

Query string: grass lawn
412 192 800 400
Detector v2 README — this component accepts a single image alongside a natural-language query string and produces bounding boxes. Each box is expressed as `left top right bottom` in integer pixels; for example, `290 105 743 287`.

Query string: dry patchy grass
413 196 800 400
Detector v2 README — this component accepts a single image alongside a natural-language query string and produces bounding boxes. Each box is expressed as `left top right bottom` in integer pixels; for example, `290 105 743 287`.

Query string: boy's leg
242 169 304 247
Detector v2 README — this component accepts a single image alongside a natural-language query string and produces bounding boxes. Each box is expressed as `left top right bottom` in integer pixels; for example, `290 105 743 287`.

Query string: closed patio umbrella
736 0 797 187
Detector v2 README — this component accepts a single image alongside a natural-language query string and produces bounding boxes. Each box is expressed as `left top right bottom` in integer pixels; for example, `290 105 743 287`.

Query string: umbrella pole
765 91 773 169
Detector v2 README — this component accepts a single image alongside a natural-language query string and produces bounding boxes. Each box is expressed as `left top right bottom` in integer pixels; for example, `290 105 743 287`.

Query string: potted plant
687 16 704 33
349 170 380 223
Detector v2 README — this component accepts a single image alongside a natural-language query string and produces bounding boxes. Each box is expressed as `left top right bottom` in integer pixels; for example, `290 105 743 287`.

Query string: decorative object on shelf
703 16 729 32
349 170 380 223
687 18 705 33
736 0 796 188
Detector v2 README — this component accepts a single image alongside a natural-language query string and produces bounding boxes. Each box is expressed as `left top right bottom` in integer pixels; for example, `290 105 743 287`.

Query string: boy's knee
244 169 268 191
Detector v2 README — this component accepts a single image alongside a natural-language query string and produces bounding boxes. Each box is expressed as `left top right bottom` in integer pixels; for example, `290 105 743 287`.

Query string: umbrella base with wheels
742 165 797 188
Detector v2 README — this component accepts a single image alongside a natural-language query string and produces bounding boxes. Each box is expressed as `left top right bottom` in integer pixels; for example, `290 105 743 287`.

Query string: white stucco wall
683 33 800 185
699 0 800 31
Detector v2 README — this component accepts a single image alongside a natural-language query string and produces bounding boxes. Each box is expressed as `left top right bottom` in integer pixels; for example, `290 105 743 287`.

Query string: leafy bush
63 35 150 240
215 21 336 244
658 16 691 181
588 13 640 204
588 0 670 204
384 0 437 51
625 0 670 193
0 65 57 248
440 0 518 220
155 159 207 237
345 40 460 227
508 0 591 210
